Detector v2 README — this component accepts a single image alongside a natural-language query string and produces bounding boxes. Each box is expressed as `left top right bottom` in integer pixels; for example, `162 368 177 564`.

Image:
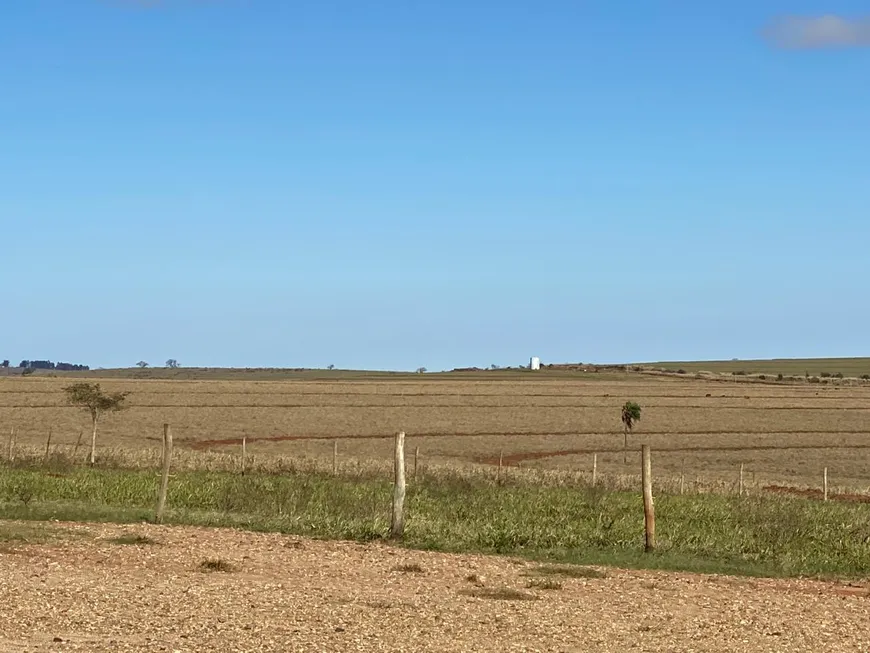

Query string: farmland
2 365 870 650
2 367 870 493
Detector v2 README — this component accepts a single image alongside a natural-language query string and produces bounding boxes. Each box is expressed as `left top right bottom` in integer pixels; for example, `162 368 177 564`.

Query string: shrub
834 372 844 379
776 374 784 381
394 563 425 574
199 559 236 573
861 374 870 380
808 376 821 384
758 374 766 380
526 578 563 590
820 372 832 378
732 370 746 376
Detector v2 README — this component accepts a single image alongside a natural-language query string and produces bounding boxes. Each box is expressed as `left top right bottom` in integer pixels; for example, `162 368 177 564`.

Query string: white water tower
530 356 541 371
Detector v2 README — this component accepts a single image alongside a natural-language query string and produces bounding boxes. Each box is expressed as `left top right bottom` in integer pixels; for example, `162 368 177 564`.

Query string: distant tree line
11 360 90 371
135 360 180 369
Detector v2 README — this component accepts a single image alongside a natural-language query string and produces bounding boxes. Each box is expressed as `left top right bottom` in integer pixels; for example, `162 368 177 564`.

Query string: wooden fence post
823 467 829 501
241 435 247 474
497 449 504 484
414 446 419 482
641 445 655 553
739 463 745 496
679 458 685 496
73 430 83 461
592 453 598 487
332 440 338 476
391 431 406 539
156 424 173 523
43 427 53 465
7 427 15 462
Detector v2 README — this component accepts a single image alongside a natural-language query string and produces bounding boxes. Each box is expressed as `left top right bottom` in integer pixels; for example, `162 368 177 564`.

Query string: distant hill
647 357 870 378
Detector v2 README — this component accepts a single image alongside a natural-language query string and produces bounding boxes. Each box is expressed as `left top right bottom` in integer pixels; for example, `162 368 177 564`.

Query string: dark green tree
621 401 642 464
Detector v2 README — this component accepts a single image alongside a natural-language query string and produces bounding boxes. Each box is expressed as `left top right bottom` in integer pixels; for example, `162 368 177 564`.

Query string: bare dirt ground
0 522 868 652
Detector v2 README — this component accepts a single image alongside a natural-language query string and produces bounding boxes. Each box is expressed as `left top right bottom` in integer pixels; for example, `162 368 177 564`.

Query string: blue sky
2 1 868 371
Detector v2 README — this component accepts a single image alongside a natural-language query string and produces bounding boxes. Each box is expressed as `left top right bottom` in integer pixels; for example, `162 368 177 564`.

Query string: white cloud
764 15 870 48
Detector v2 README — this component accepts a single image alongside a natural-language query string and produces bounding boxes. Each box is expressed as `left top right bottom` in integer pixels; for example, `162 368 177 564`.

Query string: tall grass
1 453 869 579
4 443 817 498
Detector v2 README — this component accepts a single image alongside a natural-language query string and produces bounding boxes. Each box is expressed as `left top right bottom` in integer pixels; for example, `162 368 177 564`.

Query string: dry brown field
2 371 870 492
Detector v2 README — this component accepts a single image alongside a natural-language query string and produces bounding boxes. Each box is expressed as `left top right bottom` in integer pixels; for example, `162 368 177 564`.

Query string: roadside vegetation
1 451 868 580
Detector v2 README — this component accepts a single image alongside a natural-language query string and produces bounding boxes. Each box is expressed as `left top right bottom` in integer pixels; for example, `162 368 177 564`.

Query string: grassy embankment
1 451 868 580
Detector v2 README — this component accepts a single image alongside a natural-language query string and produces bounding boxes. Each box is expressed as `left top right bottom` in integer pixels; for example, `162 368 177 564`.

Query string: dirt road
0 522 867 652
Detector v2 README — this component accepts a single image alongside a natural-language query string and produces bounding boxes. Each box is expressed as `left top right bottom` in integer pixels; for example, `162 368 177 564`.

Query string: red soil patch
761 485 870 504
477 444 870 467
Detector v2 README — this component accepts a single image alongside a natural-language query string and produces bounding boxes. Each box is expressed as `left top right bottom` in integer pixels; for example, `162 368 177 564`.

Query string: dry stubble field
2 370 870 492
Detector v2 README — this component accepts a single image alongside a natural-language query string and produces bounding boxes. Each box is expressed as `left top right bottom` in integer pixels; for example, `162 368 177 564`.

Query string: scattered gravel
0 521 867 652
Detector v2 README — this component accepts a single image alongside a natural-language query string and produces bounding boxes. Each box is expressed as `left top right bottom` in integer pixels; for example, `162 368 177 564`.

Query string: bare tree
165 359 179 369
64 383 130 465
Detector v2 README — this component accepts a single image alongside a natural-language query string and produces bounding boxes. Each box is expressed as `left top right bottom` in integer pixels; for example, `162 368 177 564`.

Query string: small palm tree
621 401 642 464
